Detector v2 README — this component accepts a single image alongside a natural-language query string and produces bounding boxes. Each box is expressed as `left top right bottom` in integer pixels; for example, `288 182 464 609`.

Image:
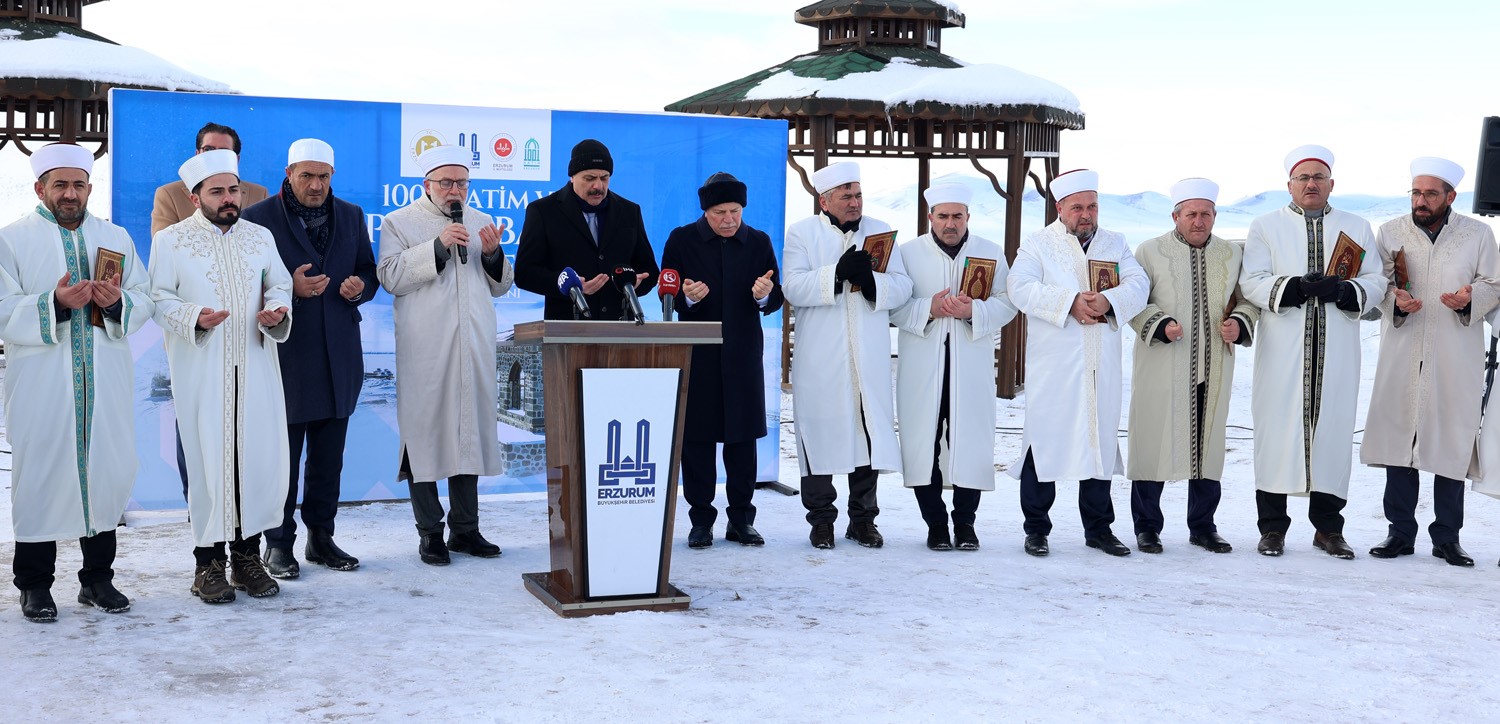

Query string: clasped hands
1071 291 1110 325
929 289 973 319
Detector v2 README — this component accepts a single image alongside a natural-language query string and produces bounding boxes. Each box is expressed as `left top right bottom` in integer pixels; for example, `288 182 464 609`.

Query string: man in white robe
892 183 1016 551
0 144 153 622
1007 170 1148 557
149 149 293 603
1126 178 1257 555
784 161 913 549
377 145 513 566
1363 157 1499 567
1240 145 1385 559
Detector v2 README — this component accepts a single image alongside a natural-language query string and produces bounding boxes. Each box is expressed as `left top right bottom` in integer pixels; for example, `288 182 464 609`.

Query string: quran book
1324 231 1365 281
1088 259 1119 293
89 247 125 329
1224 290 1239 320
1393 248 1410 291
850 230 898 292
960 257 997 301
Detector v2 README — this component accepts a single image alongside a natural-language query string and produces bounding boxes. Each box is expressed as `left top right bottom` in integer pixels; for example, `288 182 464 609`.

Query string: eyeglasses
1410 190 1447 201
199 145 226 152
1290 174 1330 184
426 178 469 190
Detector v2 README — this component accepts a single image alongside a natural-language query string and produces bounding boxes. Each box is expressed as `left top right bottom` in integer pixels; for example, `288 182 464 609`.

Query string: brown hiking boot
192 560 236 604
231 550 281 598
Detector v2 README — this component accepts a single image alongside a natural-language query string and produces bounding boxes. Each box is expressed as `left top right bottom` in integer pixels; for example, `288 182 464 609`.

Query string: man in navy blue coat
661 172 783 548
242 139 377 578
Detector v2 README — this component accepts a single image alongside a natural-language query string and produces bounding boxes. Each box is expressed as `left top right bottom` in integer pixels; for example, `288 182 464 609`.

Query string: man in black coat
515 139 658 319
242 138 377 578
661 172 783 548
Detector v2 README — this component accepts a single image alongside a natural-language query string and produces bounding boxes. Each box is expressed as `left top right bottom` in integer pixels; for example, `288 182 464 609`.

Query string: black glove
1333 281 1360 312
835 247 872 284
1278 276 1308 309
1301 272 1340 302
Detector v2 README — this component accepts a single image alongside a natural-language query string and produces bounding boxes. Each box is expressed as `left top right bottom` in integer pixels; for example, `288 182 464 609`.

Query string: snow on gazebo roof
0 24 232 93
747 57 1081 116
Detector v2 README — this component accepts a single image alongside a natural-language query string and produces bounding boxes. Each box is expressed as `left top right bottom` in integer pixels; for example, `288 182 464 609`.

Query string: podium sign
580 368 680 597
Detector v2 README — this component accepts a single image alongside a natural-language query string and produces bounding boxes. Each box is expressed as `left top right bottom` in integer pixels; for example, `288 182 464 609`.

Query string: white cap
1050 169 1098 202
179 149 239 191
1284 144 1334 175
288 138 335 169
923 183 972 209
417 144 470 176
812 161 860 195
1410 156 1464 188
1170 177 1219 205
30 143 93 178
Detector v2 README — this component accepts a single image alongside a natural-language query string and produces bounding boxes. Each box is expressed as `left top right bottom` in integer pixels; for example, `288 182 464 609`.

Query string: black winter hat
698 171 748 210
568 139 613 176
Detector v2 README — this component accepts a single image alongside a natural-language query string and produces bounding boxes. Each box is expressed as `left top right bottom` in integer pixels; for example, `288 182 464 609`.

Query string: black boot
448 530 501 558
809 522 835 549
953 523 980 551
419 525 451 566
77 581 131 613
305 529 360 571
926 525 953 551
20 589 57 623
845 521 884 548
263 547 301 579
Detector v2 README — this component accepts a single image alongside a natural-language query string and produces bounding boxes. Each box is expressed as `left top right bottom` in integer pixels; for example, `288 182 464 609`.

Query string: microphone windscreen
658 268 681 296
558 267 583 293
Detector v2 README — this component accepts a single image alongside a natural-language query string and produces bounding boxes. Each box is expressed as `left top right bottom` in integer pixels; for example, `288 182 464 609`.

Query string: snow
4 317 1500 720
0 31 232 93
745 57 1083 115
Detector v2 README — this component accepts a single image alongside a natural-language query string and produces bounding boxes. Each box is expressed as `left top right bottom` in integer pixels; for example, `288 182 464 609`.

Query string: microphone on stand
558 267 591 319
612 266 646 325
447 201 468 264
657 268 680 321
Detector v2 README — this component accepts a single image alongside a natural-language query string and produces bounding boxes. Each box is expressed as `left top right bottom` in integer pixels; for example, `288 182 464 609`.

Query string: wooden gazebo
666 0 1085 398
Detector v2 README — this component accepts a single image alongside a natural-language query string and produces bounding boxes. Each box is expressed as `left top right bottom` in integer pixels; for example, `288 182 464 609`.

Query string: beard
205 203 240 227
46 199 84 226
1412 201 1450 227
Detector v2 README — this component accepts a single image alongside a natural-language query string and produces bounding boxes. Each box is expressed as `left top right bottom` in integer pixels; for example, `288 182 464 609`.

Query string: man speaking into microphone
376 144 514 565
516 139 658 320
660 172 783 548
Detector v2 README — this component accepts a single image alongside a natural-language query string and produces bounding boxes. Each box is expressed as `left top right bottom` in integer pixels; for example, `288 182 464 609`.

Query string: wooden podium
515 320 721 617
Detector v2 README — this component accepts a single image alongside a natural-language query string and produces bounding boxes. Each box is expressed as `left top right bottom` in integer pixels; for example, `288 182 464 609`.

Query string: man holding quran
1125 178 1258 555
1239 145 1385 559
1007 169 1148 558
783 161 912 550
0 144 153 622
891 183 1016 551
1362 157 1500 567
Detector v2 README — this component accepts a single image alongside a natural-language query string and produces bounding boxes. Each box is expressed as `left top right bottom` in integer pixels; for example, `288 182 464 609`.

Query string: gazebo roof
0 16 233 94
795 0 965 27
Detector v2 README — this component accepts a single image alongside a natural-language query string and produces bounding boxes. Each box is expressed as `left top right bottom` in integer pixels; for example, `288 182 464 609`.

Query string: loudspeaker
1475 116 1500 217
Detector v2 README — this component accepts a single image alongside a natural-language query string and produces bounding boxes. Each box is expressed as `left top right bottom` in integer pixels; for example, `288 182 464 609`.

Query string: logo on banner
490 133 515 161
524 138 542 169
456 132 482 168
411 129 445 161
597 419 657 503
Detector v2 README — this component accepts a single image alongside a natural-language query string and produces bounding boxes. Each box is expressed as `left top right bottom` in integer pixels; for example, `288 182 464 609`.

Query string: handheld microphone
447 201 468 264
612 266 646 325
657 268 680 321
558 267 591 319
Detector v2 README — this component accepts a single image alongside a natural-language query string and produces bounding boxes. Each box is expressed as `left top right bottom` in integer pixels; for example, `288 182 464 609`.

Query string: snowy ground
4 323 1500 721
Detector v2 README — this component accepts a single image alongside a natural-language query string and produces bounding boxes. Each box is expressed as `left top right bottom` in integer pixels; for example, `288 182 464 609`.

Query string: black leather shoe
953 523 980 551
1135 531 1163 554
448 530 502 558
419 532 451 566
1188 532 1233 553
305 529 360 571
1313 531 1356 560
810 522 835 549
926 526 953 551
264 546 301 579
1369 535 1414 559
1086 532 1132 557
1433 542 1475 567
845 521 884 548
20 589 57 623
1257 531 1285 556
687 526 713 549
77 581 131 613
1024 534 1049 557
725 523 765 546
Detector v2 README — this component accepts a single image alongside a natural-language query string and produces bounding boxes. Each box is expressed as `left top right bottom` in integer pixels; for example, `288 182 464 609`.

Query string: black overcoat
514 184 659 321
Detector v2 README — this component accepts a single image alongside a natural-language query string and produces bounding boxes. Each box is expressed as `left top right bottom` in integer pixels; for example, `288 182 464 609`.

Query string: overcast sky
63 0 1500 202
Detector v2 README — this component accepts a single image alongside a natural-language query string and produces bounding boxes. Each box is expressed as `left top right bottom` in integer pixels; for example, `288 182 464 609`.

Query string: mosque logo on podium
597 419 657 502
523 138 542 170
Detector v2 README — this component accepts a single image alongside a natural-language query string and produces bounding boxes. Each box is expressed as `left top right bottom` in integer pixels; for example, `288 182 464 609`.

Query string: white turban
1050 169 1098 202
179 149 239 191
923 183 972 209
30 143 93 178
812 162 860 195
288 138 335 169
1170 177 1219 205
1410 156 1464 188
1284 144 1334 175
417 144 471 176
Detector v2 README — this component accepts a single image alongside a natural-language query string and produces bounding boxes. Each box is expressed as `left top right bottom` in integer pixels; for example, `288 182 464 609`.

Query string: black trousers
1255 489 1346 535
1131 479 1222 536
12 529 116 591
912 345 982 528
681 439 757 528
1383 466 1464 545
176 422 189 502
1018 449 1115 538
802 466 879 526
265 416 350 550
409 476 479 536
194 531 262 566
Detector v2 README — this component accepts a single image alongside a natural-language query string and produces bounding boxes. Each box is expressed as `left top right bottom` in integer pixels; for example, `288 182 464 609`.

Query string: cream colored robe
1126 232 1257 483
1240 204 1385 498
0 208 153 542
376 194 512 482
